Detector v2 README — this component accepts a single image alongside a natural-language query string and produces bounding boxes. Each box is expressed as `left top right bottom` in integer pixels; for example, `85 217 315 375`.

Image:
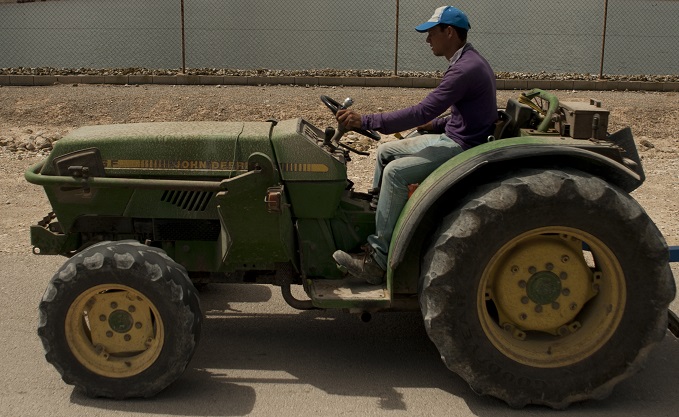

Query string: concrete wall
1 74 678 92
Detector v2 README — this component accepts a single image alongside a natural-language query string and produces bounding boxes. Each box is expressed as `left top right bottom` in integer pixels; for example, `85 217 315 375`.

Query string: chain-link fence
1 0 677 76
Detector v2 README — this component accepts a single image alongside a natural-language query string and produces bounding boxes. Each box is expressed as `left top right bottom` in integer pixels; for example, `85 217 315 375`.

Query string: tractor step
307 277 390 309
669 310 679 338
670 246 679 263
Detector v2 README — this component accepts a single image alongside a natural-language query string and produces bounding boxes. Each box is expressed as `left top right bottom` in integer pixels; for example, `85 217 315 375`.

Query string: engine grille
161 190 213 212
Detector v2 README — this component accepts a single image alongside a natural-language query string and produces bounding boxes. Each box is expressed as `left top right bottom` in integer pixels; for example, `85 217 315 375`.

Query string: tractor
26 89 676 408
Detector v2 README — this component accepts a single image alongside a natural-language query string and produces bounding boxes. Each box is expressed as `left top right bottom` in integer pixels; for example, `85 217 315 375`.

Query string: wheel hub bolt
528 266 537 274
535 305 543 313
551 302 560 310
521 296 529 304
518 280 527 288
99 315 106 321
545 262 554 270
110 302 118 309
124 334 132 341
562 288 570 296
519 313 527 321
106 331 113 338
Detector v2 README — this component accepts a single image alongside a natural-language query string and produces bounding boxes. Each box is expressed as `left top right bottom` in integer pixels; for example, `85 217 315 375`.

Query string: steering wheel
320 95 381 141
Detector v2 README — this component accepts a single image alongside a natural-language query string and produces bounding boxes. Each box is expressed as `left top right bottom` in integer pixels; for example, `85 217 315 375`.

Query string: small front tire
38 240 202 398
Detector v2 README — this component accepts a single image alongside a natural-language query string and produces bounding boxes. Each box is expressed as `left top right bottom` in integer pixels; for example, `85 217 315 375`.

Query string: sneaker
332 248 385 285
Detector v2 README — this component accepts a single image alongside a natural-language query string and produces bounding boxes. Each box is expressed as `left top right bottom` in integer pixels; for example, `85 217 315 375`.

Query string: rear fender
386 133 644 294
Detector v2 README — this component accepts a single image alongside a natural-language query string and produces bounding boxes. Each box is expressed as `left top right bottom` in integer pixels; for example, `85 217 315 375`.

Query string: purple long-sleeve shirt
362 44 497 150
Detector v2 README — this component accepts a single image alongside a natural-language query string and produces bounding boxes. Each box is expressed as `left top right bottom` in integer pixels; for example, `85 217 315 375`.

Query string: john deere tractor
26 89 676 408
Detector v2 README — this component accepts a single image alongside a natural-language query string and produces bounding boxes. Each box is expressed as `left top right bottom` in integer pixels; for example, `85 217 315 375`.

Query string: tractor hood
27 118 351 223
39 121 276 178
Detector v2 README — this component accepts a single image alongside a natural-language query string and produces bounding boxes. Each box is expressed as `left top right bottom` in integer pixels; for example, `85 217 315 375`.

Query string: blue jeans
367 133 464 269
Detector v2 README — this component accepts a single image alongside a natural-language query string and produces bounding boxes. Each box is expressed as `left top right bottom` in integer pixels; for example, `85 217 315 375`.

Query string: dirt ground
0 84 677 262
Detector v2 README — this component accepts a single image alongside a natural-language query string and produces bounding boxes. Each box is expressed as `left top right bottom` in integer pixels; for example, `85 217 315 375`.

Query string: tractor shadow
70 283 679 416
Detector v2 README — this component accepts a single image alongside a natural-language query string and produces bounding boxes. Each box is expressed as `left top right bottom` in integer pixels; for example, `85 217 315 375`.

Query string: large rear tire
38 240 202 398
420 169 675 408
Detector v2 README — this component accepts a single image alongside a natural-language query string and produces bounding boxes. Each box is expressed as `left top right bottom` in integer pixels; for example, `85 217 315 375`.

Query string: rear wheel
420 169 675 408
38 240 202 398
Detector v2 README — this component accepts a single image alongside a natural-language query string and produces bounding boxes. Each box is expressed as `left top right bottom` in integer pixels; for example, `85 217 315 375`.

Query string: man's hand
336 109 363 130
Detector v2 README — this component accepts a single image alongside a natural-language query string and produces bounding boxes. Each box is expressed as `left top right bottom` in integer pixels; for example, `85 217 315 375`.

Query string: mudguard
386 134 644 291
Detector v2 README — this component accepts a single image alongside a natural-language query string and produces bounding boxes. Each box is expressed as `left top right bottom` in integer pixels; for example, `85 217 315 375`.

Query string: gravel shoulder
1 84 677 304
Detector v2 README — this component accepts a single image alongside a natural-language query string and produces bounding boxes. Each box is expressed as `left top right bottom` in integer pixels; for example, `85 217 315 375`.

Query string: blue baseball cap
415 6 471 33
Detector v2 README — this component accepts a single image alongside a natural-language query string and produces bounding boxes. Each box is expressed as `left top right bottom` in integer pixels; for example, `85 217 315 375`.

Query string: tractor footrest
307 277 390 309
669 310 679 338
669 246 679 263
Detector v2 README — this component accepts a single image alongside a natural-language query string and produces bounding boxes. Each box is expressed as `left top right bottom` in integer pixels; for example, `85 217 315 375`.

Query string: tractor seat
488 110 512 141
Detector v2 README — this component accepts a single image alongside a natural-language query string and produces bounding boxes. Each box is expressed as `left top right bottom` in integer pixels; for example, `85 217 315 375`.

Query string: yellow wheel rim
65 284 164 378
479 227 625 368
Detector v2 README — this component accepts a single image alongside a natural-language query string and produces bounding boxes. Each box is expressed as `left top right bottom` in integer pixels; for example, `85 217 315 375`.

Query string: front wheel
38 240 202 398
420 169 675 408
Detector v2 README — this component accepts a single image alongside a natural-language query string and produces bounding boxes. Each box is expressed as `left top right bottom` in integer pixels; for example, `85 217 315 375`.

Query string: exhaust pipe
281 284 317 310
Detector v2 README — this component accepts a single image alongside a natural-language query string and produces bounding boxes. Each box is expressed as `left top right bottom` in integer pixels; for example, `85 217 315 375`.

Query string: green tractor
26 89 676 408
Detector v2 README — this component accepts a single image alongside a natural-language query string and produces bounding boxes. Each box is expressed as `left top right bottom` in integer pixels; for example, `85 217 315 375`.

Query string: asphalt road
1 252 678 417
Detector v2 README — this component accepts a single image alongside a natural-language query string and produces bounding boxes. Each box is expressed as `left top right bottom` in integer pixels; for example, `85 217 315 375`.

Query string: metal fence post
394 0 400 76
181 0 186 73
599 0 608 79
